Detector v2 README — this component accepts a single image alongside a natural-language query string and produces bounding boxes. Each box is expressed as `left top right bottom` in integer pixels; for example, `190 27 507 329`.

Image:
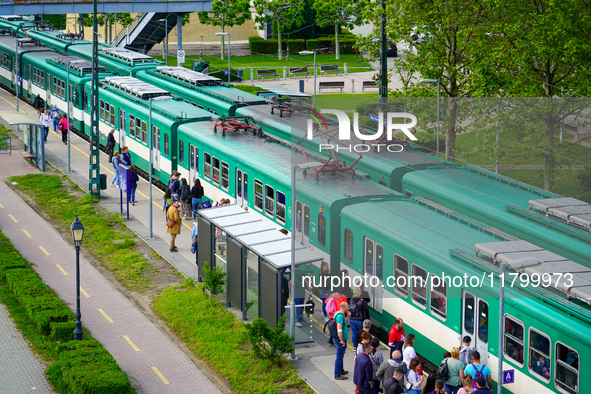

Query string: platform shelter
0 111 44 171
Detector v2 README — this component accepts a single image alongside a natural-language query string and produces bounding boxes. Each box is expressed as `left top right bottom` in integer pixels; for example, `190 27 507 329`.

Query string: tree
244 315 294 365
198 0 252 59
202 261 226 302
273 0 315 40
253 0 305 60
312 0 359 59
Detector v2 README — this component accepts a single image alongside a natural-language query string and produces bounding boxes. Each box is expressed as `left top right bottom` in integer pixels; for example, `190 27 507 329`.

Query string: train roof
0 34 47 52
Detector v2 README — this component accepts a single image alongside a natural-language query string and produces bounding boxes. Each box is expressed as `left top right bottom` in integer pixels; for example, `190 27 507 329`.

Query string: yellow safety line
0 95 25 113
80 287 90 298
39 246 50 255
22 229 32 238
0 202 4 208
56 265 68 275
98 309 114 323
69 143 114 175
152 367 169 384
310 316 318 323
123 335 140 352
8 214 17 223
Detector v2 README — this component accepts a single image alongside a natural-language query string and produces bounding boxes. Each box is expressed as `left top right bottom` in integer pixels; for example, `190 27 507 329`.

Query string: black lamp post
70 215 85 340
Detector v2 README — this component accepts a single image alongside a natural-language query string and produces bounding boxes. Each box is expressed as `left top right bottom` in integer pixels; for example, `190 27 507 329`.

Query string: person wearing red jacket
388 318 405 357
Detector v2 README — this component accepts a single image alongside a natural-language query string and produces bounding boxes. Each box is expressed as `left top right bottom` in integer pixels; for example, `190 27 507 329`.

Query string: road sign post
177 50 185 66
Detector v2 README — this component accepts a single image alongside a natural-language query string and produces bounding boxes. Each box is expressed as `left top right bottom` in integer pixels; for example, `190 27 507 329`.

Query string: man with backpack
168 172 181 198
33 94 45 117
459 336 473 366
330 302 350 380
460 351 492 392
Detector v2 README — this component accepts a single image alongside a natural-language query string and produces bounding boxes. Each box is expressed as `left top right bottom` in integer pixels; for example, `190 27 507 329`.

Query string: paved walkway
0 304 55 393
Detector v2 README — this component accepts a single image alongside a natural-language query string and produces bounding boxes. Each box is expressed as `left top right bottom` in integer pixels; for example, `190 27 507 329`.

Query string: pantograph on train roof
475 239 591 305
104 76 171 100
54 56 106 73
0 15 23 21
100 48 155 64
529 197 591 232
155 66 223 86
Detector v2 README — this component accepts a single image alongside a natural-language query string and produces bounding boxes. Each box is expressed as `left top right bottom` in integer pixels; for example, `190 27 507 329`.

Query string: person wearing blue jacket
129 166 140 205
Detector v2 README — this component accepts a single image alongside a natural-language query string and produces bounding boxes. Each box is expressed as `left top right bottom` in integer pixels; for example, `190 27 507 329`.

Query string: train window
204 153 211 180
221 161 229 190
529 328 551 382
110 105 116 126
212 157 220 185
141 121 147 143
135 118 141 140
179 140 184 164
430 274 447 320
318 214 326 247
503 315 524 366
99 100 105 120
296 202 302 232
478 300 489 343
33 67 44 87
129 115 135 138
276 191 286 223
393 255 408 297
411 264 427 309
264 185 274 217
464 293 475 335
1 53 9 69
304 205 309 237
344 229 353 264
254 180 263 210
555 342 579 394
164 133 169 156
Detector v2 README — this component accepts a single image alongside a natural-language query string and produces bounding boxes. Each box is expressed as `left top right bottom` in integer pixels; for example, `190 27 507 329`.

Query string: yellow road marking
310 316 318 323
152 367 169 384
80 287 90 298
0 202 4 208
39 246 50 255
70 143 115 175
22 229 32 238
8 214 17 223
123 335 140 351
98 309 114 323
56 265 68 275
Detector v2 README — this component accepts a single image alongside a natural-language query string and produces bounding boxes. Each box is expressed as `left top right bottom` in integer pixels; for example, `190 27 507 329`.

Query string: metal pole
290 165 297 359
436 79 440 158
227 33 230 83
379 0 387 103
67 61 71 172
148 98 153 238
498 263 507 394
74 244 84 340
114 13 117 43
15 41 19 112
313 51 316 107
495 119 500 174
165 19 168 66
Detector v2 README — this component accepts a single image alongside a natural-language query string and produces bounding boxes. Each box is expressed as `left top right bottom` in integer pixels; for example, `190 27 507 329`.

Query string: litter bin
237 70 243 82
99 174 107 190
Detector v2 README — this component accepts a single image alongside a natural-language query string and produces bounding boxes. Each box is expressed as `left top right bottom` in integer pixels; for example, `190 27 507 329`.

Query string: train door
236 169 249 209
118 109 126 147
27 65 32 95
364 237 383 314
462 291 489 365
189 144 199 185
11 57 15 88
46 74 51 107
152 126 161 171
295 200 310 247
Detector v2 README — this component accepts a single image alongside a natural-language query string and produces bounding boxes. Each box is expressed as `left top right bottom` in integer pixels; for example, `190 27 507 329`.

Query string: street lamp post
148 96 172 239
420 78 440 158
498 262 508 394
290 162 322 359
157 18 168 66
66 60 85 172
299 51 316 107
215 33 230 83
70 215 85 341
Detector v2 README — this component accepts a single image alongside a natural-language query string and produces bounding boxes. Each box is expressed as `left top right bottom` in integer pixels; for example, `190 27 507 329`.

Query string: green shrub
50 320 77 343
249 38 278 54
54 340 102 356
234 85 264 95
285 39 305 53
202 261 226 299
315 37 333 52
0 252 28 279
412 131 446 152
333 38 357 54
244 315 294 364
306 39 319 51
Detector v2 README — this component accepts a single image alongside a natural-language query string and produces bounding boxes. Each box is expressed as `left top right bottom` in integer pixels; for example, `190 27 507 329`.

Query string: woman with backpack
163 189 178 213
191 179 204 222
443 348 464 394
58 114 69 144
369 337 384 394
179 178 191 219
350 286 369 348
128 166 139 205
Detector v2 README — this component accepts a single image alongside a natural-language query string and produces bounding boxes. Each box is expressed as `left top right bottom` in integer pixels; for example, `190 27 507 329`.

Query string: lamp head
299 50 314 55
70 215 85 244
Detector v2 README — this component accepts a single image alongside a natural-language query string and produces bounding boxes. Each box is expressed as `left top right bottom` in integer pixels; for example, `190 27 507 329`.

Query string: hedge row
0 231 132 394
249 36 357 54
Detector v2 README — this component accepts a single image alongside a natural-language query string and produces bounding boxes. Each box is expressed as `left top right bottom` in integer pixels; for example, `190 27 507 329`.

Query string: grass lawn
499 169 591 203
153 282 312 394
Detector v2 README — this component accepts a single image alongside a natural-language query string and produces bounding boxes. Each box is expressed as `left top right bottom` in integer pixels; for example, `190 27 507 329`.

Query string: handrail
113 12 146 46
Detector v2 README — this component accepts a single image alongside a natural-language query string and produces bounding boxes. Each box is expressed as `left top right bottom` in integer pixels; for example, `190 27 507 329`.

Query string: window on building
254 180 263 210
529 328 551 381
212 157 220 185
555 343 579 394
394 255 409 298
276 191 286 223
411 264 427 309
430 274 447 320
179 140 184 164
318 214 326 247
221 161 229 190
344 229 353 264
204 153 211 180
164 133 169 156
264 185 274 216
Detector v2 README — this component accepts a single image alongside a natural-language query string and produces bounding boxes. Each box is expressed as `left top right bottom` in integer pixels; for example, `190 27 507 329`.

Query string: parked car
386 39 397 57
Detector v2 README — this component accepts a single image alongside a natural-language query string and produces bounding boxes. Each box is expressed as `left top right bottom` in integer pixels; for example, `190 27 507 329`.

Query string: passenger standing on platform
377 350 407 390
428 379 445 394
406 359 424 394
402 333 417 369
460 352 492 392
293 265 306 327
369 337 383 394
383 368 404 394
179 178 191 219
355 319 372 350
456 375 475 394
166 199 181 252
191 221 199 266
191 179 204 222
110 152 120 187
33 94 44 117
106 129 116 163
334 269 354 303
459 336 473 366
470 377 490 394
421 374 437 394
333 302 349 381
350 286 369 348
389 318 406 356
168 172 181 198
39 109 51 143
128 166 139 205
163 189 177 212
58 114 69 145
356 331 372 359
51 105 60 133
444 348 465 394
120 146 131 166
319 261 331 322
354 343 374 394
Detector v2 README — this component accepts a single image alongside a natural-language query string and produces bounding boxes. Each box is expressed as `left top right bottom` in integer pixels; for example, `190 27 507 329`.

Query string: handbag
305 297 315 315
166 217 175 228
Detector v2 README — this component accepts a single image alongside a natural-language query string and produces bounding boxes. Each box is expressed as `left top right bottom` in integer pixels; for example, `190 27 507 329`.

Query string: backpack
324 311 342 339
437 358 449 381
325 297 336 316
179 184 190 202
349 299 361 318
471 363 486 388
459 346 473 366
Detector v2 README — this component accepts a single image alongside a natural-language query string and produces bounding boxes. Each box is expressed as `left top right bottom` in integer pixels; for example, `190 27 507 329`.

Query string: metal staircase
113 12 177 54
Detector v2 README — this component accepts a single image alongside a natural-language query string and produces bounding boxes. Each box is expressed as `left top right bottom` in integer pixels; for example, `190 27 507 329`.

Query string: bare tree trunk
221 24 225 60
543 115 556 191
445 97 458 162
277 15 283 60
335 23 340 60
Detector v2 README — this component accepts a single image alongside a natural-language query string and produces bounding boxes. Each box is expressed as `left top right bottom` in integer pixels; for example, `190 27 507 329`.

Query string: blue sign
118 164 130 193
368 114 387 125
502 370 514 384
224 70 229 75
18 77 23 83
